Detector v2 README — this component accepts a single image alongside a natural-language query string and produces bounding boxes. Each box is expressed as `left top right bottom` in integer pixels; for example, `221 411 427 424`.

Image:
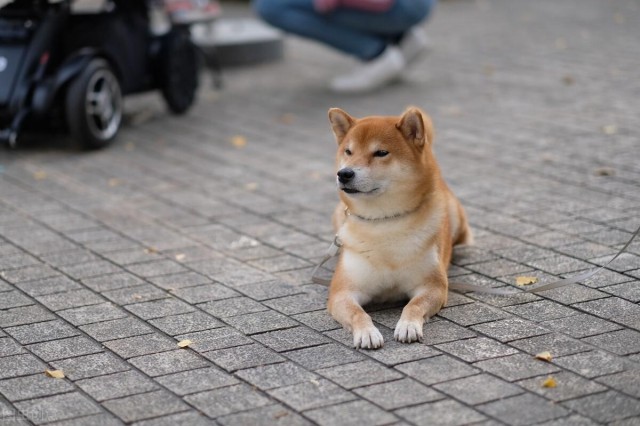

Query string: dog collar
344 203 423 222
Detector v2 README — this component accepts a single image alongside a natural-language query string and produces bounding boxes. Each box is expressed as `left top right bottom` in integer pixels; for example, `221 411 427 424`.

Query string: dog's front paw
394 319 424 343
353 325 384 349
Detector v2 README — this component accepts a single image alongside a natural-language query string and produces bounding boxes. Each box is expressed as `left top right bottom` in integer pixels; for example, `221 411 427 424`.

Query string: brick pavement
1 0 639 424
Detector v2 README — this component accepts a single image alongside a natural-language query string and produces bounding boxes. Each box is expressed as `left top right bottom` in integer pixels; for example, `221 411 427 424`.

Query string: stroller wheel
66 58 122 150
161 28 199 115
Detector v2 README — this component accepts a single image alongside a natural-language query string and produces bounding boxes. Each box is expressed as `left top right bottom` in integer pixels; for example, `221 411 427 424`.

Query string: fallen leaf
33 171 47 180
108 178 120 187
516 276 538 286
45 369 65 379
542 376 557 388
278 113 295 124
144 247 158 254
244 182 258 191
594 167 615 176
132 294 143 300
231 135 247 148
535 351 553 362
273 411 289 420
562 75 575 85
310 379 320 386
602 124 617 135
175 254 186 261
177 339 193 348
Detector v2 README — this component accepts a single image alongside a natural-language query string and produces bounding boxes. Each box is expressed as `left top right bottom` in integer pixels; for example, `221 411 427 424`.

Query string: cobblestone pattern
1 0 639 424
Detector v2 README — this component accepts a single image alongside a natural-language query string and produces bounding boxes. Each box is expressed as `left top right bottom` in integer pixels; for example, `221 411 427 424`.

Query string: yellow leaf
144 247 158 254
33 171 47 180
244 182 258 191
542 376 557 388
602 124 617 135
45 369 65 379
175 254 186 261
535 351 553 362
516 276 538 286
108 178 120 187
231 135 247 148
177 339 192 348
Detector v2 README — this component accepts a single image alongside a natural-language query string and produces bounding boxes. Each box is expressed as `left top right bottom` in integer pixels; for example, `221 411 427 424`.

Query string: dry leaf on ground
177 339 193 348
535 351 553 362
542 376 557 388
33 171 47 180
516 276 538 286
45 369 65 379
231 135 247 148
175 254 186 261
602 124 617 135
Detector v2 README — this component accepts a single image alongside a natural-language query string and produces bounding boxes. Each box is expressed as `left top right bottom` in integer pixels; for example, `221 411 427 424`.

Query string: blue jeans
254 0 435 60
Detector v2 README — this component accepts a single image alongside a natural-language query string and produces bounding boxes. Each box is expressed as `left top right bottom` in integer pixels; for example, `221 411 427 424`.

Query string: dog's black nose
337 168 355 183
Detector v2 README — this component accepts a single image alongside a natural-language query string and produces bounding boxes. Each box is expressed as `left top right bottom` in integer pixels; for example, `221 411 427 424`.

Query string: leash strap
311 224 640 295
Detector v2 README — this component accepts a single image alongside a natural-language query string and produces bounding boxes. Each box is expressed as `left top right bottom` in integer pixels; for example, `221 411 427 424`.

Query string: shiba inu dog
326 107 472 349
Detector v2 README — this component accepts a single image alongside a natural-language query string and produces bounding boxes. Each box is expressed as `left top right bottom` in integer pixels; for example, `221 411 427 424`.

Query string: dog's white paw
353 325 384 349
394 319 424 343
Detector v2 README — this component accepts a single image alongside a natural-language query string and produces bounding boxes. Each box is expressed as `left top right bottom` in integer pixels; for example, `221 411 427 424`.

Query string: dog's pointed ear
396 107 433 147
328 108 356 143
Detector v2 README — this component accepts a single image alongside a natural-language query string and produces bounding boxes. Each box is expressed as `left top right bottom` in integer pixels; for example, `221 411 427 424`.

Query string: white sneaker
399 26 430 66
330 46 406 93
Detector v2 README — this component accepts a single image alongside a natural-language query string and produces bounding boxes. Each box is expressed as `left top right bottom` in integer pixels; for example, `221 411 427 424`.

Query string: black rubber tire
66 58 122 150
161 28 199 115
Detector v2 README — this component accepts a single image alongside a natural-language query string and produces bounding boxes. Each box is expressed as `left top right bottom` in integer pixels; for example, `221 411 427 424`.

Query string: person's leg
254 0 387 60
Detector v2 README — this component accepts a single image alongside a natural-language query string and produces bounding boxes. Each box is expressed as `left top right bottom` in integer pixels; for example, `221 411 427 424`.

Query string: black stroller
0 0 201 149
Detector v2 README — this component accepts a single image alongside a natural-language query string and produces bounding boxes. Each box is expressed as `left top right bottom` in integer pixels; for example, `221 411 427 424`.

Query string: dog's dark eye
373 150 389 157
345 149 352 156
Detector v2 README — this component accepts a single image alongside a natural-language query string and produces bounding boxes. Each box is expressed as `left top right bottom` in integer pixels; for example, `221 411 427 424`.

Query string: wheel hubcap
85 69 122 140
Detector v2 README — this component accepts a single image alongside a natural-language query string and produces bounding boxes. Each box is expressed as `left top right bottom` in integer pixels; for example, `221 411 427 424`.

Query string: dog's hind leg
328 291 384 349
394 274 447 343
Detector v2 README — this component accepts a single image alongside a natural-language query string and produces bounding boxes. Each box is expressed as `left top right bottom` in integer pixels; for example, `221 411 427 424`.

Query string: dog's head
328 107 437 215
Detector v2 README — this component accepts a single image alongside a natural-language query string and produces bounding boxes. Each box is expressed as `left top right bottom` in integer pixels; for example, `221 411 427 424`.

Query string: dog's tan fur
326 107 471 349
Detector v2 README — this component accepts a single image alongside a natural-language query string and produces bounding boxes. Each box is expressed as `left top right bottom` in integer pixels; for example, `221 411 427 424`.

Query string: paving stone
434 373 523 405
125 298 195 320
82 273 144 292
0 354 45 379
436 337 518 362
0 305 55 327
59 261 123 280
101 285 168 305
395 399 486 426
305 400 397 426
478 393 569 426
147 272 212 290
0 337 24 359
553 351 627 378
597 369 640 398
536 284 609 305
284 344 365 370
253 326 330 352
354 378 443 410
126 260 187 278
504 300 578 321
291 311 340 332
149 311 224 336
104 333 176 359
542 313 623 338
58 303 127 326
225 310 298 335
509 333 592 357
1 265 59 284
218 404 311 426
473 353 560 382
103 390 190 423
15 276 82 296
129 350 210 377
466 259 533 278
582 329 640 355
101 248 162 266
316 360 403 390
49 413 124 426
0 373 74 401
76 370 158 401
518 371 608 402
14 392 101 425
563 390 640 423
421 319 477 345
176 327 252 352
132 411 212 426
395 355 479 385
0 291 33 310
574 297 640 319
237 362 317 390
603 281 640 302
52 352 129 380
27 336 102 362
172 284 240 304
536 415 600 426
40 251 100 268
35 289 105 311
79 317 154 342
156 366 238 396
203 343 285 372
184 384 272 418
437 303 509 326
199 296 268 318
263 293 326 315
470 317 550 342
267 378 355 412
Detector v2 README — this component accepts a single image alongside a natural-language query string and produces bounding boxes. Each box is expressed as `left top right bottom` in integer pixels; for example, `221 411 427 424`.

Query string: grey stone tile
176 327 252 352
0 373 74 401
268 379 355 412
59 261 123 280
473 353 560 382
582 329 640 355
13 393 99 424
101 248 162 266
218 404 311 426
597 369 640 398
395 355 479 385
471 317 550 342
225 310 298 334
126 260 188 278
49 413 124 426
363 329 442 366
563 390 640 423
253 326 330 352
82 273 144 292
0 305 55 327
199 296 268 318
147 272 212 290
1 265 60 284
101 284 168 305
149 311 224 336
603 281 640 302
76 370 158 401
542 313 623 338
478 393 569 426
436 337 518 362
518 371 607 402
437 303 509 326
52 352 129 380
0 291 33 310
132 411 212 426
509 333 592 357
354 378 443 410
233 279 302 301
16 276 82 297
536 284 609 305
263 293 326 315
103 390 190 423
0 338 23 357
79 317 153 342
422 319 477 345
536 415 599 426
395 399 486 426
0 354 45 379
316 360 402 390
291 311 340 332
237 362 317 390
184 384 272 418
303 401 397 426
553 351 627 378
574 297 640 319
125 298 195 320
504 300 578 321
466 259 533 278
27 336 102 362
285 344 366 370
203 343 285 372
434 373 523 405
129 350 210 377
172 284 240 304
58 303 127 326
36 289 105 311
104 333 177 358
156 366 238 396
